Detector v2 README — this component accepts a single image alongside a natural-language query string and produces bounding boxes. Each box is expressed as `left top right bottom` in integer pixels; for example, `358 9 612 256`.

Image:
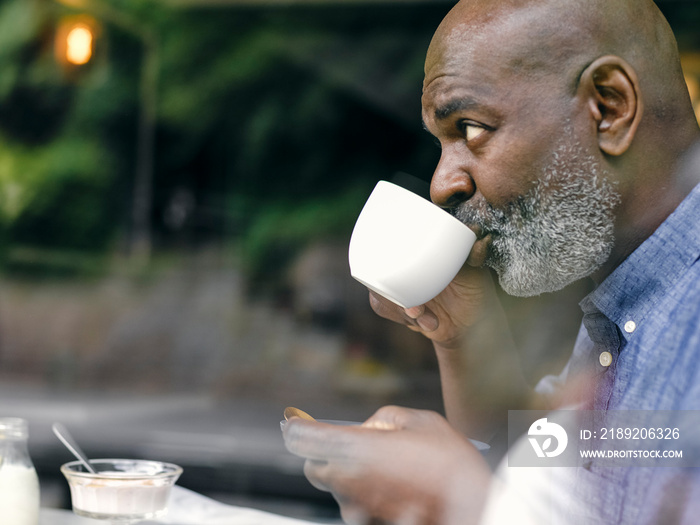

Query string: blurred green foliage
234 183 369 284
0 0 696 280
0 0 448 277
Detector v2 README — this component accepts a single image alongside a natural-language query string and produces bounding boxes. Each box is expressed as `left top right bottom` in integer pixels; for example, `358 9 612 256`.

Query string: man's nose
429 149 475 209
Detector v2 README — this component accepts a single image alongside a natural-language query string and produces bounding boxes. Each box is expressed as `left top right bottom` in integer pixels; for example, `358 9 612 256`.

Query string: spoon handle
52 422 97 474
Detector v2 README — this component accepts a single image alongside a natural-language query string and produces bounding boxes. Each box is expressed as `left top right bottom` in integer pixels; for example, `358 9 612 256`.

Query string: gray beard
453 140 620 297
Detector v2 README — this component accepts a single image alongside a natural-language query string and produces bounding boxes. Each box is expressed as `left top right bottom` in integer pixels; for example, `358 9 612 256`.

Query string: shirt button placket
599 351 613 367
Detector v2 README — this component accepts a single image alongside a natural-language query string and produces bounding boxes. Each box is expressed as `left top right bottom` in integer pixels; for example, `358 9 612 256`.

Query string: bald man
284 1 700 523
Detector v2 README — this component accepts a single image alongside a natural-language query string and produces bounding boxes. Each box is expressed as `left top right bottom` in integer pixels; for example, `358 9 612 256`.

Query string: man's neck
591 140 700 285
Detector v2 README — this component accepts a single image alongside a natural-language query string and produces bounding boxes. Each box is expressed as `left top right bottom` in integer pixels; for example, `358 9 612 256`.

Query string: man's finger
303 459 331 492
404 305 425 319
368 291 405 321
361 405 417 431
370 291 439 332
414 309 439 332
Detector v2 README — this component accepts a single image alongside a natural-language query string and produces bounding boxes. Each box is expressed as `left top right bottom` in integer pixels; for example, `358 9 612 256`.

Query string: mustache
451 195 532 236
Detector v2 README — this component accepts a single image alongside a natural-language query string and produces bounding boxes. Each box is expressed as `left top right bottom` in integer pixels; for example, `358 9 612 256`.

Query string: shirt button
624 320 636 333
599 351 613 367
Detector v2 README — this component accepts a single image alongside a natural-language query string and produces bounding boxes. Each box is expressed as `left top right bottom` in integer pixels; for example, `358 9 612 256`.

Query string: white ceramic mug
348 180 476 308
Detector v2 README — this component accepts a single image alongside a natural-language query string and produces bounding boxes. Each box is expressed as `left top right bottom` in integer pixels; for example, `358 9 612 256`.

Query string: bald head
426 0 693 129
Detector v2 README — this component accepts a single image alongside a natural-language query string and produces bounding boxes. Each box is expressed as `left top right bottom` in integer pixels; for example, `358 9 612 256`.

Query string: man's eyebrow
421 98 484 134
434 98 480 121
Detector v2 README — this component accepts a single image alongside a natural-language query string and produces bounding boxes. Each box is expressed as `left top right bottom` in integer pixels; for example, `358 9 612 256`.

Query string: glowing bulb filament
66 26 93 65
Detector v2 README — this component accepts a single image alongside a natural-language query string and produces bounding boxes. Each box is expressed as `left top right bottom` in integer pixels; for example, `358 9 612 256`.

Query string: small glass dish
60 458 182 524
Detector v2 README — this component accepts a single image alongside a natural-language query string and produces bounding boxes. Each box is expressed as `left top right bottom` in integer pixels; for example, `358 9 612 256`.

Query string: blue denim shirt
535 178 700 523
584 179 700 412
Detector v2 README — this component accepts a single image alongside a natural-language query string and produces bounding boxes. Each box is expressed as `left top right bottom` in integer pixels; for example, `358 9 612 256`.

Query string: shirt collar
585 180 700 339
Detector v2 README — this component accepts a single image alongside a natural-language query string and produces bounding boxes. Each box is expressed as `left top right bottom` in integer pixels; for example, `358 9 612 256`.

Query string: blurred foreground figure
284 0 700 523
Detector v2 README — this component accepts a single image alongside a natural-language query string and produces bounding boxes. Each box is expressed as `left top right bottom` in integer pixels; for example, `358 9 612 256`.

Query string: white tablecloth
41 485 341 524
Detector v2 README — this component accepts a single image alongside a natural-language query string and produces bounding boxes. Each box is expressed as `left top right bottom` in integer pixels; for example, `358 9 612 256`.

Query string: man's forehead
423 20 519 101
442 23 487 67
425 14 490 74
424 2 588 99
426 7 532 79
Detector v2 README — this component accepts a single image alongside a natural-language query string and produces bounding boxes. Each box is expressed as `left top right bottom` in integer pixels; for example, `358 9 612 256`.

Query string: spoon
52 422 97 474
284 407 316 422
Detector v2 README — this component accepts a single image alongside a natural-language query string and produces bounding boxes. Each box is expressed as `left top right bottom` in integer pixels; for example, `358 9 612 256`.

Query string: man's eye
463 123 486 142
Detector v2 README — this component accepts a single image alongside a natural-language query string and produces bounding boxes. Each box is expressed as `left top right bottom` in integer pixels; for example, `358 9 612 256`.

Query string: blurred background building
0 0 698 520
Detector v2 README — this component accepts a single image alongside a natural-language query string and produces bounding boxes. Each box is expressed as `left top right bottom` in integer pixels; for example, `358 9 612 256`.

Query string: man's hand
366 264 529 438
368 265 495 350
282 406 491 525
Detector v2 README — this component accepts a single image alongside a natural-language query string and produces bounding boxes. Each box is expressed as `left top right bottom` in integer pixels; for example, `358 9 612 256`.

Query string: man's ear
578 55 643 156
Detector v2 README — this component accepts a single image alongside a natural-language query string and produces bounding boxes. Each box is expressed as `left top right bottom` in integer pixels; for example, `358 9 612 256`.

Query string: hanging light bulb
65 24 93 65
55 15 100 68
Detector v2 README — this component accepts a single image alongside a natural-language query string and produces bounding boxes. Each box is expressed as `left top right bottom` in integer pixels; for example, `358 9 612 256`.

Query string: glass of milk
60 458 182 524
